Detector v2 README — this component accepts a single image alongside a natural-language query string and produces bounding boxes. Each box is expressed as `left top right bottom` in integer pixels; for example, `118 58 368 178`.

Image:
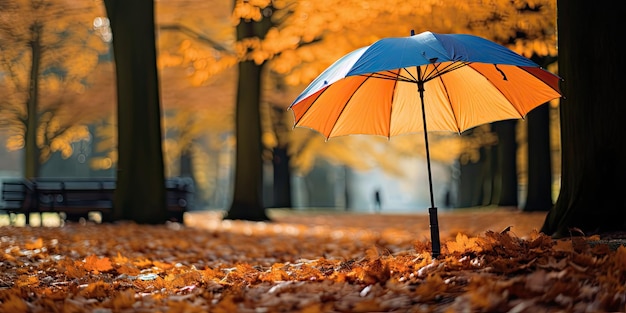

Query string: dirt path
185 207 549 243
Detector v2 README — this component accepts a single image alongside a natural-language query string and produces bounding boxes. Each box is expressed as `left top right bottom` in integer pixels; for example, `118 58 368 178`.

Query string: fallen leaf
84 255 113 274
24 238 43 250
446 233 480 254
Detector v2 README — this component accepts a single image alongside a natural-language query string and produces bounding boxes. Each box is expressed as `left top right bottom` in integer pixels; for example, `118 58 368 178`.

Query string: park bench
0 179 35 225
1 177 194 225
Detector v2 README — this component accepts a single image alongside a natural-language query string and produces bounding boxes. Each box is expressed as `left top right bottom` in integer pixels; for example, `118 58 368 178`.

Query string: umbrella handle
429 207 441 258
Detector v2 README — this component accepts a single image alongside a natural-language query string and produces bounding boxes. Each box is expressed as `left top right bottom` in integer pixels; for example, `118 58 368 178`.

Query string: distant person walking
373 189 382 213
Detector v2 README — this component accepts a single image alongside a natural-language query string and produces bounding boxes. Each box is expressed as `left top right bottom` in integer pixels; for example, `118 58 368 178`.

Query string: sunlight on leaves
84 255 113 274
1 211 624 311
24 238 43 250
446 233 481 254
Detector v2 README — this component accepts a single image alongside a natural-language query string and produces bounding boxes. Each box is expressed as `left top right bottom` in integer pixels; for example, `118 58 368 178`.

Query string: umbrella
288 30 562 258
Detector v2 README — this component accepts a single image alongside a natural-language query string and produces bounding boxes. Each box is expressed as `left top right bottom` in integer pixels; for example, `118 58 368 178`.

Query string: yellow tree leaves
232 0 273 22
0 0 112 164
0 0 558 178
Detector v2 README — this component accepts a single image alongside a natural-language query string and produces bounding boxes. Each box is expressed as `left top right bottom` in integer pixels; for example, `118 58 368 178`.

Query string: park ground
1 208 625 312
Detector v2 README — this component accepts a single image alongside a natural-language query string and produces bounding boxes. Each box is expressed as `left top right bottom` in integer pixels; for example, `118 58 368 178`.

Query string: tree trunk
541 0 626 237
454 128 492 208
493 120 518 207
24 22 42 179
224 56 270 221
223 3 272 221
272 146 292 208
104 0 168 224
180 146 193 177
270 104 293 209
524 103 553 211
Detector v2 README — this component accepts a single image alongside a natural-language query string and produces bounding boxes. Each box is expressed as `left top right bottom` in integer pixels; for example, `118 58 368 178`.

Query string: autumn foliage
1 210 624 312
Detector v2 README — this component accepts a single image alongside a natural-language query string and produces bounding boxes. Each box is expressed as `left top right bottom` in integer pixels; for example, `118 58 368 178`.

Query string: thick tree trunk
104 0 168 224
224 57 270 221
524 103 553 211
541 0 626 237
223 3 271 221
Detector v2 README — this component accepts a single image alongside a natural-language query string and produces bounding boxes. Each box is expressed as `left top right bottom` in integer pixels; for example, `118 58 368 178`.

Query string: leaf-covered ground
1 208 625 312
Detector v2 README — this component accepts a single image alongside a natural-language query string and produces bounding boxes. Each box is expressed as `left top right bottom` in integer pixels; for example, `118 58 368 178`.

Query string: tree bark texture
224 56 270 221
272 146 292 208
524 103 553 211
541 0 626 237
24 22 42 179
223 3 272 221
104 0 168 224
454 128 493 208
493 120 518 207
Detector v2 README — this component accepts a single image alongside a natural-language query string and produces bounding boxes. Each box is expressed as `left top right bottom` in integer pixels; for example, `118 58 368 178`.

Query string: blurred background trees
0 0 560 221
0 0 110 178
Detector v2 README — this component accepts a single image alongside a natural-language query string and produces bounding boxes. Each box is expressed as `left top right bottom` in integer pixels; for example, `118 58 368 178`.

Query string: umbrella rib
467 63 532 118
388 73 400 138
368 71 414 83
517 65 564 98
434 74 462 133
364 62 470 83
423 61 470 81
326 74 373 138
468 63 525 117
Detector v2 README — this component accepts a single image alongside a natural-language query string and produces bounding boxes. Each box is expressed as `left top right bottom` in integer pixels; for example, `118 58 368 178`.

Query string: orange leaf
553 239 574 253
211 294 239 313
116 264 140 276
413 274 447 301
612 246 626 271
111 289 136 311
16 275 38 287
446 233 481 254
133 258 153 269
113 251 129 264
64 259 87 279
79 281 112 299
0 295 28 312
42 287 68 300
24 238 43 250
153 260 174 270
84 255 113 273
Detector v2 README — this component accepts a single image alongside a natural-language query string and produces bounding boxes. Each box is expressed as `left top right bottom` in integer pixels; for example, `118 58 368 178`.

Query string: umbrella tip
410 29 415 36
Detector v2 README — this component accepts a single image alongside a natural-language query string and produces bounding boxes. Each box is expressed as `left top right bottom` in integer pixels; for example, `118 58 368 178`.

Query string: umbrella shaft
429 207 441 257
418 77 441 258
417 81 435 209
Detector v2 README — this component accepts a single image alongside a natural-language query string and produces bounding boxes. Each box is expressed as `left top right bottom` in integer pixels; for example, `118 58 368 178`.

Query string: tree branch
159 23 232 54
